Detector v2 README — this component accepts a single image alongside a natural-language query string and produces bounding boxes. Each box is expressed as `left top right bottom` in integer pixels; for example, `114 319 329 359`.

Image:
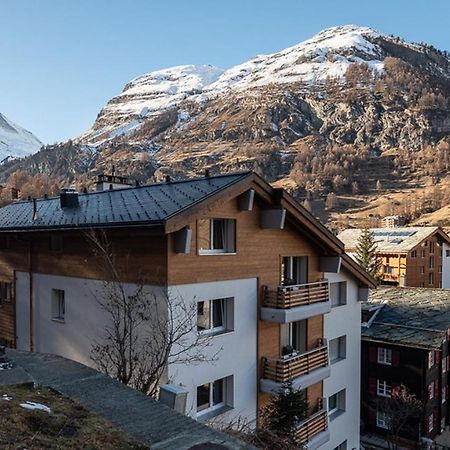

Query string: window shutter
369 347 377 363
435 351 441 366
392 350 400 367
435 381 439 399
369 377 376 396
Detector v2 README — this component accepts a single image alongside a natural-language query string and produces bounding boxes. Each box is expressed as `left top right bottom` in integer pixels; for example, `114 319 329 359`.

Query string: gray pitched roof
362 286 450 349
0 172 250 231
338 226 441 253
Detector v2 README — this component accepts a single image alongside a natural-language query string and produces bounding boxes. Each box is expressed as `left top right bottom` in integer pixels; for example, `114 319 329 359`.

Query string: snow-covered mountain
79 25 427 145
0 113 42 161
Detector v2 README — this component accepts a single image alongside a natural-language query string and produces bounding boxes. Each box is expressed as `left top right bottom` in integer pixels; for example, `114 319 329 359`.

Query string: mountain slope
0 113 42 161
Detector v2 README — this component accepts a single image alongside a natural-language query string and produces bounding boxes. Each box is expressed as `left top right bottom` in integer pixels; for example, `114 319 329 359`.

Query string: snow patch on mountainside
0 113 42 161
78 25 398 144
205 25 385 94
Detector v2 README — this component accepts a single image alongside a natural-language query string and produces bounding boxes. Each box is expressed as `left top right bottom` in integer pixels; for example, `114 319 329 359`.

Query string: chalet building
0 171 374 449
338 227 450 288
361 287 450 442
380 215 405 228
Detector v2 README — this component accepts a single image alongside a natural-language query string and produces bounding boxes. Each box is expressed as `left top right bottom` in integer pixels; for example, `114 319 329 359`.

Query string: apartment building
338 227 450 288
0 171 374 448
361 287 450 442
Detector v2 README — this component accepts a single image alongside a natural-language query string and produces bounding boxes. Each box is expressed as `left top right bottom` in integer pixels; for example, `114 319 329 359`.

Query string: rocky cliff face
2 25 449 207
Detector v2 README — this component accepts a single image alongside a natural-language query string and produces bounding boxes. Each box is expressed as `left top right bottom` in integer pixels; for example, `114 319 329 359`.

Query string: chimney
32 199 38 221
165 175 171 183
60 188 79 208
205 169 210 178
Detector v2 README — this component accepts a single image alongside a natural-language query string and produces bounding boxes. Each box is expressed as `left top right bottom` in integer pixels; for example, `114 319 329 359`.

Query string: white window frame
328 389 345 420
377 347 392 366
376 410 391 430
198 218 236 255
196 377 229 418
51 289 65 322
330 281 347 307
377 379 392 398
197 298 233 335
329 335 346 364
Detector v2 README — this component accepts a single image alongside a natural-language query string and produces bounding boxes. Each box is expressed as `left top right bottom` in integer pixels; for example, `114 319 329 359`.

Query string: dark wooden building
361 287 450 442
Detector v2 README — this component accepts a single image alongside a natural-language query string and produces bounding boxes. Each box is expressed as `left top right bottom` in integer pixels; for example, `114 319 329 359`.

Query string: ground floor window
196 376 232 418
376 410 391 430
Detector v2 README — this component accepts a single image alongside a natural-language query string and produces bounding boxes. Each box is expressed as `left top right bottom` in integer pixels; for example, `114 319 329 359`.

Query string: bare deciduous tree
86 230 220 398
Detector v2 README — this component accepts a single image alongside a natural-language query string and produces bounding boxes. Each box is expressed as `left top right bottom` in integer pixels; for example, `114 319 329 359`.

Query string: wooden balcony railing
262 281 329 309
295 398 328 444
263 342 328 383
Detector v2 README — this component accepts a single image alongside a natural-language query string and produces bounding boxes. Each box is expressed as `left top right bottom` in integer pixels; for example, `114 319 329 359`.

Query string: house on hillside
0 171 374 449
338 227 450 288
361 287 450 443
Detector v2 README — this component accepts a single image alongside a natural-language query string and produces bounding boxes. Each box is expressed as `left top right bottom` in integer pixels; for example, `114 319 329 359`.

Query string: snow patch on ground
20 401 52 413
1 394 12 401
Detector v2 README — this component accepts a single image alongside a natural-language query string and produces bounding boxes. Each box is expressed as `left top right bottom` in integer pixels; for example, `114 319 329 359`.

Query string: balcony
296 399 329 449
260 341 330 394
260 281 331 323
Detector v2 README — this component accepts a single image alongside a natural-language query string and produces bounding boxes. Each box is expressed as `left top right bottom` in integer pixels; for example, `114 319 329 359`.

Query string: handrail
264 343 328 364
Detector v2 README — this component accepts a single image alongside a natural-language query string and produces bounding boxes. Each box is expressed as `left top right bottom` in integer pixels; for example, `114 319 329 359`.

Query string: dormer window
198 219 236 254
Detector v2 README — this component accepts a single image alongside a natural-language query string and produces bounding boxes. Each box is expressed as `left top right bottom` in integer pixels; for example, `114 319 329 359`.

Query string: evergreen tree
262 382 308 441
355 227 382 281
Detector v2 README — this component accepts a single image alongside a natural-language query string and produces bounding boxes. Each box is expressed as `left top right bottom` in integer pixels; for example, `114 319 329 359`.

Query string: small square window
377 347 392 365
328 389 345 420
198 219 236 254
330 281 347 307
376 410 391 429
197 298 234 335
377 379 391 398
51 289 65 322
196 376 233 418
50 235 63 252
329 336 346 364
410 250 417 258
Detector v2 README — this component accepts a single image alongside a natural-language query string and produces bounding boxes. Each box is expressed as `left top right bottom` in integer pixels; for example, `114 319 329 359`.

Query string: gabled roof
0 170 375 288
338 226 448 254
362 286 450 350
0 172 250 231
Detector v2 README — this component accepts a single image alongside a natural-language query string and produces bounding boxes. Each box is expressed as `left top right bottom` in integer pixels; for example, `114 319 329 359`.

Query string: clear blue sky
1 0 449 144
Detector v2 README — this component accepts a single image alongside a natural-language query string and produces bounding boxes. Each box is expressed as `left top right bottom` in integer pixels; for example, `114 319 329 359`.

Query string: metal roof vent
60 188 79 208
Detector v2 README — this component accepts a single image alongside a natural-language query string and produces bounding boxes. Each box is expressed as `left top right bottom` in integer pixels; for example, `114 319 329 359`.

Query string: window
281 256 308 286
377 347 392 365
446 250 450 258
430 242 435 254
49 235 63 252
51 289 65 322
439 265 443 273
377 379 392 398
410 250 417 258
376 410 391 430
333 441 347 450
420 266 425 274
330 281 347 307
421 249 426 258
198 219 236 254
429 272 434 285
197 298 234 335
442 386 447 404
428 351 435 369
196 376 232 417
329 336 346 364
428 413 434 433
0 281 12 304
384 265 393 274
328 389 345 420
429 256 434 269
428 381 435 399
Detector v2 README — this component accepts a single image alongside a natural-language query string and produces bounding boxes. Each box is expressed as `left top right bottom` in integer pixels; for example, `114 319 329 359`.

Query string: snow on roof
338 226 443 253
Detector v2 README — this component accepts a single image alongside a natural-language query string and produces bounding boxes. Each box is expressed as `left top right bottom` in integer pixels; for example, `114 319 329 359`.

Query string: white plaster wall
442 243 450 288
323 270 361 450
168 278 258 425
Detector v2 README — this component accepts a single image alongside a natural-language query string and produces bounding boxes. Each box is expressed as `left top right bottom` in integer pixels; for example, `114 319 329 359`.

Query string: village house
338 227 450 288
0 171 374 449
361 287 450 443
